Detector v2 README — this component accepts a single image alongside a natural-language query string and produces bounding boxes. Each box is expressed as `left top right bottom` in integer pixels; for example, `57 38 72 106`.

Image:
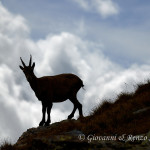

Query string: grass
1 80 150 149
82 82 150 135
0 140 14 150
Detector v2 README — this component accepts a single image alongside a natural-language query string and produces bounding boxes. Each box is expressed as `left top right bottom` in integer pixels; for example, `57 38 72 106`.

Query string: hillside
1 80 150 149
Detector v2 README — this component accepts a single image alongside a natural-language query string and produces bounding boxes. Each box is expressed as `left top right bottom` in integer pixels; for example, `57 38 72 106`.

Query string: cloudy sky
0 0 150 143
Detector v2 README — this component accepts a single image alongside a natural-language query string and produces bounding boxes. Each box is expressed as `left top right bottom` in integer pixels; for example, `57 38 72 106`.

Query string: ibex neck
28 75 37 91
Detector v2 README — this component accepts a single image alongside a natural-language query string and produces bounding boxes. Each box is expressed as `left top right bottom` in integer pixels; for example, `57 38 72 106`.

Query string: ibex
19 55 84 126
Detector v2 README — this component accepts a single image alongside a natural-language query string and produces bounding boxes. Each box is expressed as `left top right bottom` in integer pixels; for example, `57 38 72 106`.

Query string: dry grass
82 80 150 135
0 140 14 150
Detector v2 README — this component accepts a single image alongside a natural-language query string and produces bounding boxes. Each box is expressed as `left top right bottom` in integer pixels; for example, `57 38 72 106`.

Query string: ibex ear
32 62 35 69
19 65 24 70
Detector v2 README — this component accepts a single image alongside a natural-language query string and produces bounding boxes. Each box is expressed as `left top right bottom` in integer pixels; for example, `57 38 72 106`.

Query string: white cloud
93 0 119 18
73 0 89 10
0 1 150 144
0 2 29 37
72 0 119 18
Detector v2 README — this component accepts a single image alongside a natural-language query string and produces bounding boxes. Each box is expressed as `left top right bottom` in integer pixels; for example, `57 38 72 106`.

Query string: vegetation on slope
0 140 14 150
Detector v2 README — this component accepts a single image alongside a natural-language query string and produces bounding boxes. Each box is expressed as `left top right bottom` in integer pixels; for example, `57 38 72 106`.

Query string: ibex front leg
45 103 53 126
39 102 46 126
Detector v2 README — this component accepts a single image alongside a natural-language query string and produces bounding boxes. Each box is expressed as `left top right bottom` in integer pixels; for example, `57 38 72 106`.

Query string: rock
63 130 83 136
133 107 150 115
14 119 150 150
141 131 150 146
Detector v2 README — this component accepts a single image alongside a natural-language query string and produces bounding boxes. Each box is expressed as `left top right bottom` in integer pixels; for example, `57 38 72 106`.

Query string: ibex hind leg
76 100 83 118
68 104 77 119
68 96 83 119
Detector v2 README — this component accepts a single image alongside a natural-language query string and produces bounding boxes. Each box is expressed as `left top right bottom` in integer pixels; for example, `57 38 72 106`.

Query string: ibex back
19 55 84 126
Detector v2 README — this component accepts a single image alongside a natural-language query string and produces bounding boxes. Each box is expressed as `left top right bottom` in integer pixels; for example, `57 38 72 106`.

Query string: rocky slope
13 119 150 150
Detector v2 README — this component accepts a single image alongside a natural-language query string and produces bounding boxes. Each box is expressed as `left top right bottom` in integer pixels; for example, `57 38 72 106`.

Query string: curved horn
29 55 32 66
20 57 26 67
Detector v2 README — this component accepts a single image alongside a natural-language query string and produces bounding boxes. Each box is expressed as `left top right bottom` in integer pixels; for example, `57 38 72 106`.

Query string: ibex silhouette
19 55 84 126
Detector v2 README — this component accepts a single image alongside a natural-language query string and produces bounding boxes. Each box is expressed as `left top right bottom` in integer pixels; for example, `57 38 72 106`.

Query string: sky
0 0 150 143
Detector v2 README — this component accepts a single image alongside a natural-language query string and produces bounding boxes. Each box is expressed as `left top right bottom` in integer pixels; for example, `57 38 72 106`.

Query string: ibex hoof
68 115 73 120
39 121 45 126
44 122 50 126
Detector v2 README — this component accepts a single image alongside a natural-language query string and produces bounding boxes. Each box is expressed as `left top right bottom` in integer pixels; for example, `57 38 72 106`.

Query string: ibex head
19 55 35 82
